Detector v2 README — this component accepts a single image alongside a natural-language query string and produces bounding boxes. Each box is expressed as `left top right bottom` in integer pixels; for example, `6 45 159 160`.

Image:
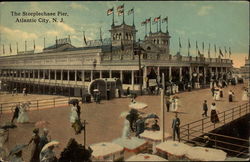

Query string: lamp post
134 40 144 96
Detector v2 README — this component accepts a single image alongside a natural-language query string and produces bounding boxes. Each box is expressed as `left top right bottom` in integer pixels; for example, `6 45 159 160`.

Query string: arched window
125 33 128 40
157 39 159 44
154 39 156 44
119 33 122 40
147 46 151 50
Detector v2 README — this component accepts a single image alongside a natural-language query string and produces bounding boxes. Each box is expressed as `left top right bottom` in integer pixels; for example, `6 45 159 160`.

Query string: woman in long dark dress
210 103 219 123
28 128 40 162
228 90 234 102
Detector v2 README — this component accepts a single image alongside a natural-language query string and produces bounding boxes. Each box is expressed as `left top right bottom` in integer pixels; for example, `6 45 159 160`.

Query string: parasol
35 120 50 128
185 146 227 161
90 142 124 159
144 113 159 119
41 141 60 152
126 153 168 161
8 144 28 157
68 99 79 105
129 102 148 110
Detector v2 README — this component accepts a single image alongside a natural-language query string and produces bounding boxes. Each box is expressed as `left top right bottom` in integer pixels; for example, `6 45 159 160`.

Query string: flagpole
132 8 135 27
16 42 18 53
25 40 27 52
156 20 158 32
33 40 35 50
44 37 45 49
188 39 190 57
122 4 125 24
145 22 147 37
112 7 115 26
149 18 152 33
82 31 84 47
159 15 161 32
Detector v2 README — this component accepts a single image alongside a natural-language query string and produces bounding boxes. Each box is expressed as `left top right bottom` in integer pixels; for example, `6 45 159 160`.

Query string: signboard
148 79 157 86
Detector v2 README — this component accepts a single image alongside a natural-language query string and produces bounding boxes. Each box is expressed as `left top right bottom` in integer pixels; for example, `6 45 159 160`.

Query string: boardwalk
0 83 248 161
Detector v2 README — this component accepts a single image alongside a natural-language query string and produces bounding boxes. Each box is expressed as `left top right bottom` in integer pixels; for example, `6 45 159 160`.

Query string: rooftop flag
10 44 12 53
107 8 114 16
118 9 124 16
128 8 134 15
146 18 151 23
117 4 124 11
179 37 182 48
162 16 168 23
141 21 146 26
154 16 160 22
196 40 198 49
219 48 224 57
188 39 191 48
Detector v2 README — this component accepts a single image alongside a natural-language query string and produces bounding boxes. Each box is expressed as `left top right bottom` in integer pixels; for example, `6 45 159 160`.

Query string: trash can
82 94 91 103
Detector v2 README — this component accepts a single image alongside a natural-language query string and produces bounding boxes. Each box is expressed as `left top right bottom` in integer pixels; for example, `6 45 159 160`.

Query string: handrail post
232 108 234 121
53 98 55 108
36 100 39 110
202 118 204 134
223 111 225 124
187 124 190 141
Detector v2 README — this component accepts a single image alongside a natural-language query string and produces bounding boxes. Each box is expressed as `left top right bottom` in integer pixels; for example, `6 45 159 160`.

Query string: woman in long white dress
17 103 30 123
242 89 248 101
170 97 178 111
70 105 79 124
122 119 131 138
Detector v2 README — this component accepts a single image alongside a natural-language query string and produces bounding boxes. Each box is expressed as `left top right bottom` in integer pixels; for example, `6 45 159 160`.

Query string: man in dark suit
172 113 180 142
202 100 208 117
11 104 20 124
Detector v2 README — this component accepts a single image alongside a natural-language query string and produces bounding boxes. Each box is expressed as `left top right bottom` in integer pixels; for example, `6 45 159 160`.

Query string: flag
154 16 160 22
202 42 204 51
198 50 201 56
117 4 124 11
219 48 223 56
179 37 182 48
229 47 231 56
84 34 87 45
128 8 134 15
3 44 5 54
9 44 12 53
208 43 210 57
141 21 146 26
224 46 227 54
33 40 36 50
196 41 198 49
118 10 124 16
16 42 18 53
146 18 151 23
107 8 113 16
214 44 217 53
188 39 191 48
100 28 103 43
162 16 168 23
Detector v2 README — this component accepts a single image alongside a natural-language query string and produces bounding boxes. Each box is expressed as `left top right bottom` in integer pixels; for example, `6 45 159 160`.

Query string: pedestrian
127 87 130 96
76 102 81 119
17 103 30 123
202 100 208 117
219 87 223 98
211 86 215 97
151 120 160 131
135 117 145 137
22 88 26 96
38 128 50 153
70 103 80 134
172 113 180 142
210 103 219 123
228 90 234 102
165 97 171 112
122 119 131 138
242 88 248 101
11 104 20 124
27 128 41 162
187 82 192 92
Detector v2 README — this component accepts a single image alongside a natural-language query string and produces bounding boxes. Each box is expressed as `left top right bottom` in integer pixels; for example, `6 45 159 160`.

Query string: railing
0 96 81 114
180 102 250 156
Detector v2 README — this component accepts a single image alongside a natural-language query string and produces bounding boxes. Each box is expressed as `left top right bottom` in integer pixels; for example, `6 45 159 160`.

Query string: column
131 70 134 90
61 70 63 81
33 70 35 79
100 70 102 78
215 67 218 80
55 70 57 81
43 69 45 79
75 70 77 82
143 67 147 88
48 69 51 80
209 67 213 81
28 70 31 79
81 70 85 82
204 67 206 85
157 66 160 76
67 70 70 81
197 66 200 83
24 70 26 78
189 66 192 81
109 70 112 78
120 70 123 83
179 67 182 81
169 66 172 82
38 70 40 79
90 70 93 81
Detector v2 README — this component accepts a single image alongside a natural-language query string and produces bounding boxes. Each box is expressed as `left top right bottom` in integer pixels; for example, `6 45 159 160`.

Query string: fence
0 96 82 114
180 102 250 156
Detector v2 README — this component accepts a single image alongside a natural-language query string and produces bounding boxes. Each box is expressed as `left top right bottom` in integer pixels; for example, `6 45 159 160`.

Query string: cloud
0 25 38 40
231 52 248 68
197 6 213 16
46 31 59 36
70 2 89 11
56 23 75 33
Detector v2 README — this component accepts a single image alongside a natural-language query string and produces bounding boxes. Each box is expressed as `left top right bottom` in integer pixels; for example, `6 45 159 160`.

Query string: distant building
0 21 233 96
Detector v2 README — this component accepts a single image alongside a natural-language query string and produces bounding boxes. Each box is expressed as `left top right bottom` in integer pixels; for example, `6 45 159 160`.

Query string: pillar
204 67 206 85
189 66 192 81
81 70 85 82
90 70 93 81
49 69 51 80
197 66 200 82
143 66 147 88
179 67 182 81
100 70 102 78
33 70 35 79
215 67 218 80
55 70 57 81
120 70 123 83
38 70 40 79
109 70 112 78
67 70 70 81
157 66 160 76
61 70 63 81
169 66 172 82
75 70 77 82
131 70 134 90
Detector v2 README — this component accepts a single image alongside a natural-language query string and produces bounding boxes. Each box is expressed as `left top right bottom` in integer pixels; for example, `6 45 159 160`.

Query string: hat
33 128 39 134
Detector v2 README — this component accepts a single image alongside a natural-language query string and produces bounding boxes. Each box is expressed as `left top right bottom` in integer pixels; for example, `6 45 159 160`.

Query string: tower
109 23 137 48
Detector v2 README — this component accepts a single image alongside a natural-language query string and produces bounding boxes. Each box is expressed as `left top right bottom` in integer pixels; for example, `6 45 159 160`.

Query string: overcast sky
0 1 248 68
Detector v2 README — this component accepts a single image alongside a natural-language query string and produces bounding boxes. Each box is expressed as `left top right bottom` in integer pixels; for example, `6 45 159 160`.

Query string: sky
0 1 249 68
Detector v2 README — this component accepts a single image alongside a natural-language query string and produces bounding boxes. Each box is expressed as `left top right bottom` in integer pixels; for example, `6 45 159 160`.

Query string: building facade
0 22 233 96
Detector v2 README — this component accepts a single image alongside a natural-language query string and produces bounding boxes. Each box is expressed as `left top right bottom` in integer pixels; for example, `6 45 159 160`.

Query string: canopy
156 140 192 157
90 142 124 159
185 146 227 161
126 153 168 161
129 102 148 110
112 137 147 152
139 130 171 142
